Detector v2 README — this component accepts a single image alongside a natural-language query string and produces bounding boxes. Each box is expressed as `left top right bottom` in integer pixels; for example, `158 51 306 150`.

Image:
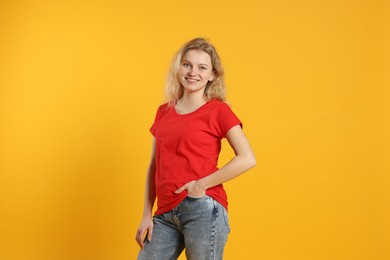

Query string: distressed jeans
137 196 230 260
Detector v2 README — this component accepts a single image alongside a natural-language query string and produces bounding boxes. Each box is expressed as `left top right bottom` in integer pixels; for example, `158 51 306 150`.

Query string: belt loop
212 198 218 216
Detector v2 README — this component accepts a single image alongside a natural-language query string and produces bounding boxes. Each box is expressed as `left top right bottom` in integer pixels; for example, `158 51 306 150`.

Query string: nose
188 68 197 76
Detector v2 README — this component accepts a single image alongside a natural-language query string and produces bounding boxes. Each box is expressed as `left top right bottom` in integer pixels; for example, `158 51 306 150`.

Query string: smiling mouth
185 77 199 83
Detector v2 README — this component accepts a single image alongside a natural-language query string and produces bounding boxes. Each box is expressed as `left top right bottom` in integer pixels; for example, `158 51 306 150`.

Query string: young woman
135 38 256 260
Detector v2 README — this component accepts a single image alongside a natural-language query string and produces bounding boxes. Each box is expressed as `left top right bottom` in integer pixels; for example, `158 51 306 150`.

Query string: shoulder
155 102 172 115
206 99 236 114
207 99 242 137
152 102 171 122
207 99 230 110
157 102 170 111
207 99 240 122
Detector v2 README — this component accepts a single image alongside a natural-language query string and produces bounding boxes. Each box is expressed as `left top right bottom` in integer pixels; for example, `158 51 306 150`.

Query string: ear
209 70 215 82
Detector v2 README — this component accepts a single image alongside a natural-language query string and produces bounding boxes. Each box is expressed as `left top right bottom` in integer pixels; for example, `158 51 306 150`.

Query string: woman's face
178 49 214 95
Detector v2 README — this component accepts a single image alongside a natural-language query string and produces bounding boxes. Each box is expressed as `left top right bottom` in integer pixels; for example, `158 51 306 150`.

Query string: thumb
175 184 187 194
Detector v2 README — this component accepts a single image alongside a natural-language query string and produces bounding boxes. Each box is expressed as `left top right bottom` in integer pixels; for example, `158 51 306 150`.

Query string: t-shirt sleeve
149 104 167 136
212 103 243 138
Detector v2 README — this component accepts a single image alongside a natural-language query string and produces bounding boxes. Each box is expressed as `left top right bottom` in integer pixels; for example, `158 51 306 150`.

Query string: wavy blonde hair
165 38 226 104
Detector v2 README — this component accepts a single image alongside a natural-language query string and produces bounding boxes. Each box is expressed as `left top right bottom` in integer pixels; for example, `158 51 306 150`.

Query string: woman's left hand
175 180 206 198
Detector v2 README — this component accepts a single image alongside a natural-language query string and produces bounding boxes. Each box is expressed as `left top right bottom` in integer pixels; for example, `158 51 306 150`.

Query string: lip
185 77 199 83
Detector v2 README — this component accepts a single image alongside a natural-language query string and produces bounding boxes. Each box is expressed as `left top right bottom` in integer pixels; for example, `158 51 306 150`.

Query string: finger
174 185 187 194
139 239 144 249
139 234 145 249
147 226 153 241
136 230 145 249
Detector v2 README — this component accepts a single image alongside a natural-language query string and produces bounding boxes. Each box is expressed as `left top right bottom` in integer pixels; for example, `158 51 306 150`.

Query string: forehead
182 49 212 65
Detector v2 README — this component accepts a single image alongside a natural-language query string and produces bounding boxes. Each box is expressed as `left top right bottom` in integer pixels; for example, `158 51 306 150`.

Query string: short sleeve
149 104 168 136
212 103 242 138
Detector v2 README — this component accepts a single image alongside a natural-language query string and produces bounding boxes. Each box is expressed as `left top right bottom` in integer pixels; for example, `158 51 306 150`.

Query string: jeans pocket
222 206 230 231
186 194 208 200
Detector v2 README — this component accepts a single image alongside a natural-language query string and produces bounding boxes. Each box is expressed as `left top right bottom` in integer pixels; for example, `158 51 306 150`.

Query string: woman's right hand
135 216 154 249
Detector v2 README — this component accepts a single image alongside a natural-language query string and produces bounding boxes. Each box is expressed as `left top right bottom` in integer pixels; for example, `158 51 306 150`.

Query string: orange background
0 0 389 259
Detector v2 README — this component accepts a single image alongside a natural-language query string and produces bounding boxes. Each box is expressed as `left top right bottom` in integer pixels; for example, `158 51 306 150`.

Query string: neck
179 91 208 107
175 92 209 115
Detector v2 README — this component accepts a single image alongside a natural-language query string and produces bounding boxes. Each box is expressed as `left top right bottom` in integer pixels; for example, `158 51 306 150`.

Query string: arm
135 138 156 249
175 125 256 197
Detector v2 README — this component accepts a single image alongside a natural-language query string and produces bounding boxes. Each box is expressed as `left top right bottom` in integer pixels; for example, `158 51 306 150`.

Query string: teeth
186 78 198 83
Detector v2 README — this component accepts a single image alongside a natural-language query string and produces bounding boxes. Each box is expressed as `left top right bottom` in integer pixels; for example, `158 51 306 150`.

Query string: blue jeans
137 196 230 260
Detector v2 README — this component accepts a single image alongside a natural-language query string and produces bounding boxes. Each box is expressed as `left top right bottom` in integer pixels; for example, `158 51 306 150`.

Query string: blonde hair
165 38 226 104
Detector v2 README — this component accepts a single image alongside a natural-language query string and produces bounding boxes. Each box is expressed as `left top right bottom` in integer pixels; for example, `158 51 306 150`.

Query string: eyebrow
182 60 210 67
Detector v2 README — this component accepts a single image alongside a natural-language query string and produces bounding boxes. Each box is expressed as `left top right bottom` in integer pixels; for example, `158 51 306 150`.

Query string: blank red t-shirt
150 99 242 215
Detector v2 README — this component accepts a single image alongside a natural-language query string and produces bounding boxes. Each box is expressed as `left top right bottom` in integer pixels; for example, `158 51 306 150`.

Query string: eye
199 66 207 70
182 62 191 68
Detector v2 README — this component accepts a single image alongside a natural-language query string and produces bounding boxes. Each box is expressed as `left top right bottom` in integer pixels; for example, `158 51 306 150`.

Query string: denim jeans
137 195 230 260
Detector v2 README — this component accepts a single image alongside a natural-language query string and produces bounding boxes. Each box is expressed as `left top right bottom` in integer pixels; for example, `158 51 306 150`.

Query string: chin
185 86 205 93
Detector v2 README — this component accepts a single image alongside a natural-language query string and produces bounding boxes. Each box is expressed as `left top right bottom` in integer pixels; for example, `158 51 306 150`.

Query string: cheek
203 72 213 80
178 68 188 77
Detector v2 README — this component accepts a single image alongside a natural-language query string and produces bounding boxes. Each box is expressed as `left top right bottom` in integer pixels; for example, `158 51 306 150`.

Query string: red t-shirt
150 99 242 215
